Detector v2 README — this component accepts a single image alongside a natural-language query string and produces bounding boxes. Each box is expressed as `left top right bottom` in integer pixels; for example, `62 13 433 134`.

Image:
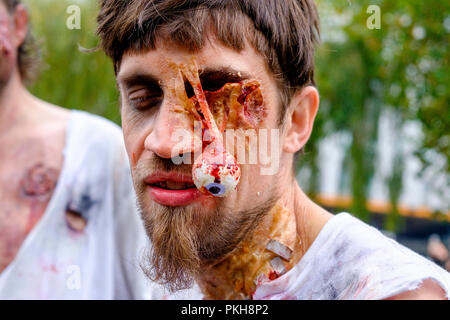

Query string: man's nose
144 104 201 160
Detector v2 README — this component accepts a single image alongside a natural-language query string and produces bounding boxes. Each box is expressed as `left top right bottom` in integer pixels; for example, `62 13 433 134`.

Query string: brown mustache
135 154 193 182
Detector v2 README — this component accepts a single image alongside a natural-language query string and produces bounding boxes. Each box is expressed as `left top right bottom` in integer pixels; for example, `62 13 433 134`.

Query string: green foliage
303 0 449 227
26 0 120 124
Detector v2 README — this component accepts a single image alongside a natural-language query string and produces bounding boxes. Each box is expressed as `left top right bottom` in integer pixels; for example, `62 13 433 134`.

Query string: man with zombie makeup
97 0 450 300
0 0 152 299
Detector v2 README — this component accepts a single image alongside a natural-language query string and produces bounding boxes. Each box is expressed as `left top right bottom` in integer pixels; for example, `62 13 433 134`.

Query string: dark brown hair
2 0 40 84
97 0 320 123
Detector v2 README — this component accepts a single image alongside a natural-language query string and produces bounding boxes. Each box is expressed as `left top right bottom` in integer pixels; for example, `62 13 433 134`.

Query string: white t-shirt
0 110 154 300
169 212 450 300
253 212 450 300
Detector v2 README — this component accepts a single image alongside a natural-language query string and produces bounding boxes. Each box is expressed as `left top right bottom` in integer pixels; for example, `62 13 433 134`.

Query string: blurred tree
302 0 449 229
26 0 120 123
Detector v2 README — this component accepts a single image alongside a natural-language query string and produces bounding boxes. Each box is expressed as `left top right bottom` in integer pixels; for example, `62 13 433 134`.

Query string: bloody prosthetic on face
173 61 266 197
184 67 240 197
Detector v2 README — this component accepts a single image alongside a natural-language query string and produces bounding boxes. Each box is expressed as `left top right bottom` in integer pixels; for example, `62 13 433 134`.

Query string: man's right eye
128 88 162 110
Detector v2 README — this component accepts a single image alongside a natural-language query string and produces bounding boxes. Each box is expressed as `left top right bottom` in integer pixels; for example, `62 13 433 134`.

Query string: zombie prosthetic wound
185 67 240 197
199 203 303 300
20 164 59 233
192 143 240 197
170 61 266 197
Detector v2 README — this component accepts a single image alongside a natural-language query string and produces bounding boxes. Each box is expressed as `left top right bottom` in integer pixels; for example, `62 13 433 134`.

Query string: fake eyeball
192 143 240 197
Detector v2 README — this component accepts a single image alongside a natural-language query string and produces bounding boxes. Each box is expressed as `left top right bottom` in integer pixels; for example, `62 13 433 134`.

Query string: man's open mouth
144 172 206 206
150 181 196 190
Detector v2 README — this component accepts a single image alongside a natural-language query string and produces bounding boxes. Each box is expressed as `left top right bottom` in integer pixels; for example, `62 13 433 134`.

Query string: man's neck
196 180 333 299
0 70 28 135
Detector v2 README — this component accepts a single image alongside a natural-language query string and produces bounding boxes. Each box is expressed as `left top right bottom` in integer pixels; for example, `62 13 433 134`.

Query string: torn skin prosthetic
199 203 304 300
177 63 266 197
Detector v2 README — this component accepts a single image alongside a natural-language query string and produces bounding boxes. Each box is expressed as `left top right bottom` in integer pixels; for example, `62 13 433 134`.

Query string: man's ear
283 86 319 153
12 4 28 48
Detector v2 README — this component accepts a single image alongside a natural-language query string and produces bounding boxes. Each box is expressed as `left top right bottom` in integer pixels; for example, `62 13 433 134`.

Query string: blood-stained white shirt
253 212 450 300
167 212 450 300
0 110 155 299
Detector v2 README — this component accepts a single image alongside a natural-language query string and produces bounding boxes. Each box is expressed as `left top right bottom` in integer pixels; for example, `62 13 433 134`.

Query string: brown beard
134 156 281 292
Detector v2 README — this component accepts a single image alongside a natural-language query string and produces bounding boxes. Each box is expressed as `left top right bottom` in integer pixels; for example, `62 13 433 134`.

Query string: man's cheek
122 125 140 168
224 128 258 165
258 128 281 176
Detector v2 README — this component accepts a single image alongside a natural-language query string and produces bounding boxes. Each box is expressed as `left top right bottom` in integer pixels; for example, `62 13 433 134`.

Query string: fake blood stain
132 152 137 167
168 61 267 197
268 270 280 281
20 164 59 233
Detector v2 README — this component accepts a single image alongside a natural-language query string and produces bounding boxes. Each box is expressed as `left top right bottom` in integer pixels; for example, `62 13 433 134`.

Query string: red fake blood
210 166 221 182
21 164 58 197
43 264 59 273
199 80 266 131
180 65 266 196
203 143 228 183
190 78 241 195
268 270 280 281
250 288 256 296
132 152 137 167
194 83 222 141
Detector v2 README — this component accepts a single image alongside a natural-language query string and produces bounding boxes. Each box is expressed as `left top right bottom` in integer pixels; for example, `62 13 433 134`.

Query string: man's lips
144 172 207 206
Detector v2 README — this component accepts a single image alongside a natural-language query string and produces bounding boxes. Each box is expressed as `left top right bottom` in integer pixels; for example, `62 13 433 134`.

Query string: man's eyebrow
117 72 160 89
117 67 251 89
199 67 252 82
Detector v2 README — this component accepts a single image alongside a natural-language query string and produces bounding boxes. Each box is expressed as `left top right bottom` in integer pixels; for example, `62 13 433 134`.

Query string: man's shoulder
63 110 127 176
69 110 123 143
320 212 429 266
310 212 450 299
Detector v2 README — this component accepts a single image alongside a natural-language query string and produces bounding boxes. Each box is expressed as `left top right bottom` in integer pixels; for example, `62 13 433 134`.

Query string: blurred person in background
0 0 151 299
